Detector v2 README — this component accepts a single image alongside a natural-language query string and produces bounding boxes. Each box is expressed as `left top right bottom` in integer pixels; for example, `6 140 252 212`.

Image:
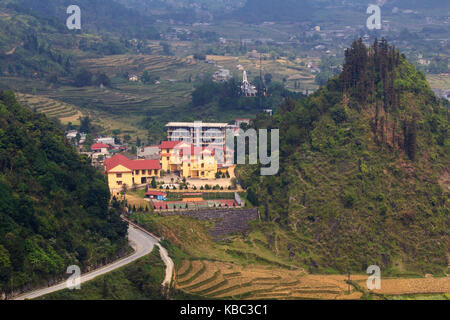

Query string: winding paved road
13 223 173 300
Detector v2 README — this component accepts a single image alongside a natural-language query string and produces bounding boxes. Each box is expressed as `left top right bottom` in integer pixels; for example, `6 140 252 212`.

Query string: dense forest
237 39 449 275
0 91 128 297
38 247 166 300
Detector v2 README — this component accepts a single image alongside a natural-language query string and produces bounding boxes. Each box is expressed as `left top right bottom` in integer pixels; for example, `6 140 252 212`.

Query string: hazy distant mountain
7 0 159 38
233 0 316 23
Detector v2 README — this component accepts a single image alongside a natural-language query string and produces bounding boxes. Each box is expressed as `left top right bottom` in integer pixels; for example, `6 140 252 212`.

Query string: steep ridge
0 91 128 298
238 39 449 275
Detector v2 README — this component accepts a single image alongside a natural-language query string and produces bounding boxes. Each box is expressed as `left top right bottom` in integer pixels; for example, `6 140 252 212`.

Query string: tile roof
145 191 167 197
158 141 183 149
105 154 161 172
91 143 110 150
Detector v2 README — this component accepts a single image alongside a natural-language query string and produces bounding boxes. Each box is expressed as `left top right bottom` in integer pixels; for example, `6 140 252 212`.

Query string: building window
116 173 122 178
117 181 122 185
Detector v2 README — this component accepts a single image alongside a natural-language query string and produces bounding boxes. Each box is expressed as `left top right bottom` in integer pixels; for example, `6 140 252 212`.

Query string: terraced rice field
354 277 450 296
175 260 367 300
176 260 450 300
15 92 148 138
202 54 318 91
80 54 198 75
16 93 83 124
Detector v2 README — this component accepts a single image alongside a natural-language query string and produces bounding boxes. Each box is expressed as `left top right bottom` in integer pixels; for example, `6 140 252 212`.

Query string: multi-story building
165 120 248 148
166 122 230 148
159 141 218 179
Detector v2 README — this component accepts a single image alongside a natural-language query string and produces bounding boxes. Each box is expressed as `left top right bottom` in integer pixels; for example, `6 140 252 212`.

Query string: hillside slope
238 39 449 275
0 91 128 297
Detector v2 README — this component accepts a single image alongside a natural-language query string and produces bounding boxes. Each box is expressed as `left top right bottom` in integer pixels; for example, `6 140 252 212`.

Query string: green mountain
238 39 449 275
0 91 128 297
0 3 73 78
0 0 159 79
8 0 159 38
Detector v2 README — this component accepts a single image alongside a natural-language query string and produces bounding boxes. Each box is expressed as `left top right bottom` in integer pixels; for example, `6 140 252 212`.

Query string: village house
91 143 111 154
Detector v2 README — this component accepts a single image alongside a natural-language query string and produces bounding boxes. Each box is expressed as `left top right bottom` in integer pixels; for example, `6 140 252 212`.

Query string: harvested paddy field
175 260 450 300
175 260 366 300
355 277 450 296
16 93 83 125
15 92 148 138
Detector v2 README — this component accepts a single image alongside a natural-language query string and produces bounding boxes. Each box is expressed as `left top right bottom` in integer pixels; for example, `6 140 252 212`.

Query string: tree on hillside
94 72 111 87
79 116 92 134
264 73 273 85
74 69 93 87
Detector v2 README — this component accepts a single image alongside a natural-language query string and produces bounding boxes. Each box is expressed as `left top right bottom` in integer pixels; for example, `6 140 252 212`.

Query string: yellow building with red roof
105 153 161 193
159 141 218 179
105 140 228 193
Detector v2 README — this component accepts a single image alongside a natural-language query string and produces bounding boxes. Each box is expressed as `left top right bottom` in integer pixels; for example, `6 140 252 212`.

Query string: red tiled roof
145 191 167 197
178 144 217 157
105 154 130 172
105 154 161 172
159 141 183 149
91 143 110 150
128 159 161 170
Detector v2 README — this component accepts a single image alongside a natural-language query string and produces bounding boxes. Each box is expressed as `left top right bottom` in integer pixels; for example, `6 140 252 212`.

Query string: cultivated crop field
175 260 367 300
354 277 450 296
37 54 217 115
79 54 207 77
202 54 318 91
16 93 83 125
427 74 450 91
15 92 148 138
175 260 450 300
